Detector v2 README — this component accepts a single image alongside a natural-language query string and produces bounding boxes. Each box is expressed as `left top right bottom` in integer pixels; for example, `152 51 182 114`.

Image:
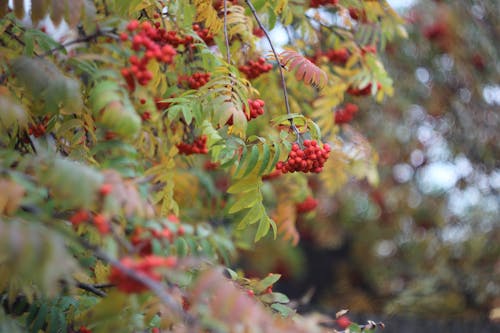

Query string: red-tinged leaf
279 50 328 89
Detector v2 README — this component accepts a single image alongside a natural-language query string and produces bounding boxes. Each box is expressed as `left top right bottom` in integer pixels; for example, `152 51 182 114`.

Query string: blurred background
240 0 500 330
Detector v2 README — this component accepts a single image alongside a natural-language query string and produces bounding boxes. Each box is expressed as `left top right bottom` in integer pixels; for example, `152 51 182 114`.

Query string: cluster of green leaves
0 0 406 332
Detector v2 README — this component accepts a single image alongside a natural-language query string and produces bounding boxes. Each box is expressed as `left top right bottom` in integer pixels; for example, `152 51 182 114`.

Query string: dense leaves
0 0 413 332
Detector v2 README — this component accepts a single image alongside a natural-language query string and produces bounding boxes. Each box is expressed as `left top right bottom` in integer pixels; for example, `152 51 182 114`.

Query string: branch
75 281 108 297
38 29 117 58
45 219 196 327
81 238 197 326
223 0 231 64
244 0 300 138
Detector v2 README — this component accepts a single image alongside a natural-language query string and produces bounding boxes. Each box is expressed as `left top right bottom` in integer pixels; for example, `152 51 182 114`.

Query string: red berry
93 214 110 235
119 32 129 41
99 183 113 195
336 315 352 329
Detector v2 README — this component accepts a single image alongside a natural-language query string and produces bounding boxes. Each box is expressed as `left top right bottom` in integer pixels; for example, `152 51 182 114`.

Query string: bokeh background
240 0 500 328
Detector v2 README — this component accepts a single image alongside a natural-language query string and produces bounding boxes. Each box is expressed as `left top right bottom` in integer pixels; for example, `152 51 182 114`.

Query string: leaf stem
244 0 300 139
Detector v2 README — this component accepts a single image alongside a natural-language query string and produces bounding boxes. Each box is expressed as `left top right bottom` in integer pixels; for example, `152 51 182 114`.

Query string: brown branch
75 281 107 297
4 23 40 56
38 29 117 57
45 219 196 327
223 0 231 64
244 0 300 138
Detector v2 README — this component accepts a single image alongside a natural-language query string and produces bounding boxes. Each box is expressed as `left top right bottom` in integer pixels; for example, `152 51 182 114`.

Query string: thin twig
223 0 231 64
102 0 110 16
4 24 39 56
38 29 116 57
76 281 107 297
244 0 300 138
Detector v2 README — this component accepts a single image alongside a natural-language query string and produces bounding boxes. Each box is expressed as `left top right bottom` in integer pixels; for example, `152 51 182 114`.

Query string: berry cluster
120 20 177 89
276 140 331 174
335 102 359 124
325 48 349 64
296 196 318 214
226 99 265 125
238 57 273 79
423 22 448 41
247 99 265 119
309 48 349 66
347 82 381 96
310 0 338 8
179 72 211 89
131 216 184 255
108 255 177 293
193 24 214 46
69 209 110 234
28 116 49 137
177 135 208 155
28 123 46 137
161 30 193 48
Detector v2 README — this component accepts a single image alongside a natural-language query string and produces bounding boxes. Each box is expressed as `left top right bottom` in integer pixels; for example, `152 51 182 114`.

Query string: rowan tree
0 0 405 332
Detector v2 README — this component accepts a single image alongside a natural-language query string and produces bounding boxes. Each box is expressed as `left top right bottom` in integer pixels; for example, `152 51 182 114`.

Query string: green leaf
254 215 271 241
227 176 260 194
228 190 260 214
265 141 281 174
255 274 281 293
241 145 260 178
237 204 262 229
175 237 188 257
30 303 48 333
182 107 193 124
270 303 294 317
257 144 271 175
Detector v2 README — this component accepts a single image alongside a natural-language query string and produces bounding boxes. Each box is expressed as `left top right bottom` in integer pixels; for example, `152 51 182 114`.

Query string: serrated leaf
279 50 328 88
237 204 262 229
241 145 260 178
228 190 260 214
227 177 260 194
257 144 271 175
265 142 281 174
254 216 271 241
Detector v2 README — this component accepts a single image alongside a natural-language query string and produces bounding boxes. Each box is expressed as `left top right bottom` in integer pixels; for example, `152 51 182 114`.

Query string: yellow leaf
0 179 25 215
94 260 110 284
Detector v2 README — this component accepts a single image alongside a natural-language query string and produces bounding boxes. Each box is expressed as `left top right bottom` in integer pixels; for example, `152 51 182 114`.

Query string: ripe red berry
310 0 339 8
176 135 209 155
239 58 273 79
336 315 352 329
119 32 129 41
70 209 90 226
126 20 140 32
93 214 110 235
296 196 318 214
99 183 113 195
276 140 330 174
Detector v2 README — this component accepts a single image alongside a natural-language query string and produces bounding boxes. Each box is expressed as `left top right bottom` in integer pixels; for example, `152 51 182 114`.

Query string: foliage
0 0 407 332
248 0 499 323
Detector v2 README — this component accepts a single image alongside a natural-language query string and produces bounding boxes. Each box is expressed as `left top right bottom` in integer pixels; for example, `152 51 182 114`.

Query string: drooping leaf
278 50 328 89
